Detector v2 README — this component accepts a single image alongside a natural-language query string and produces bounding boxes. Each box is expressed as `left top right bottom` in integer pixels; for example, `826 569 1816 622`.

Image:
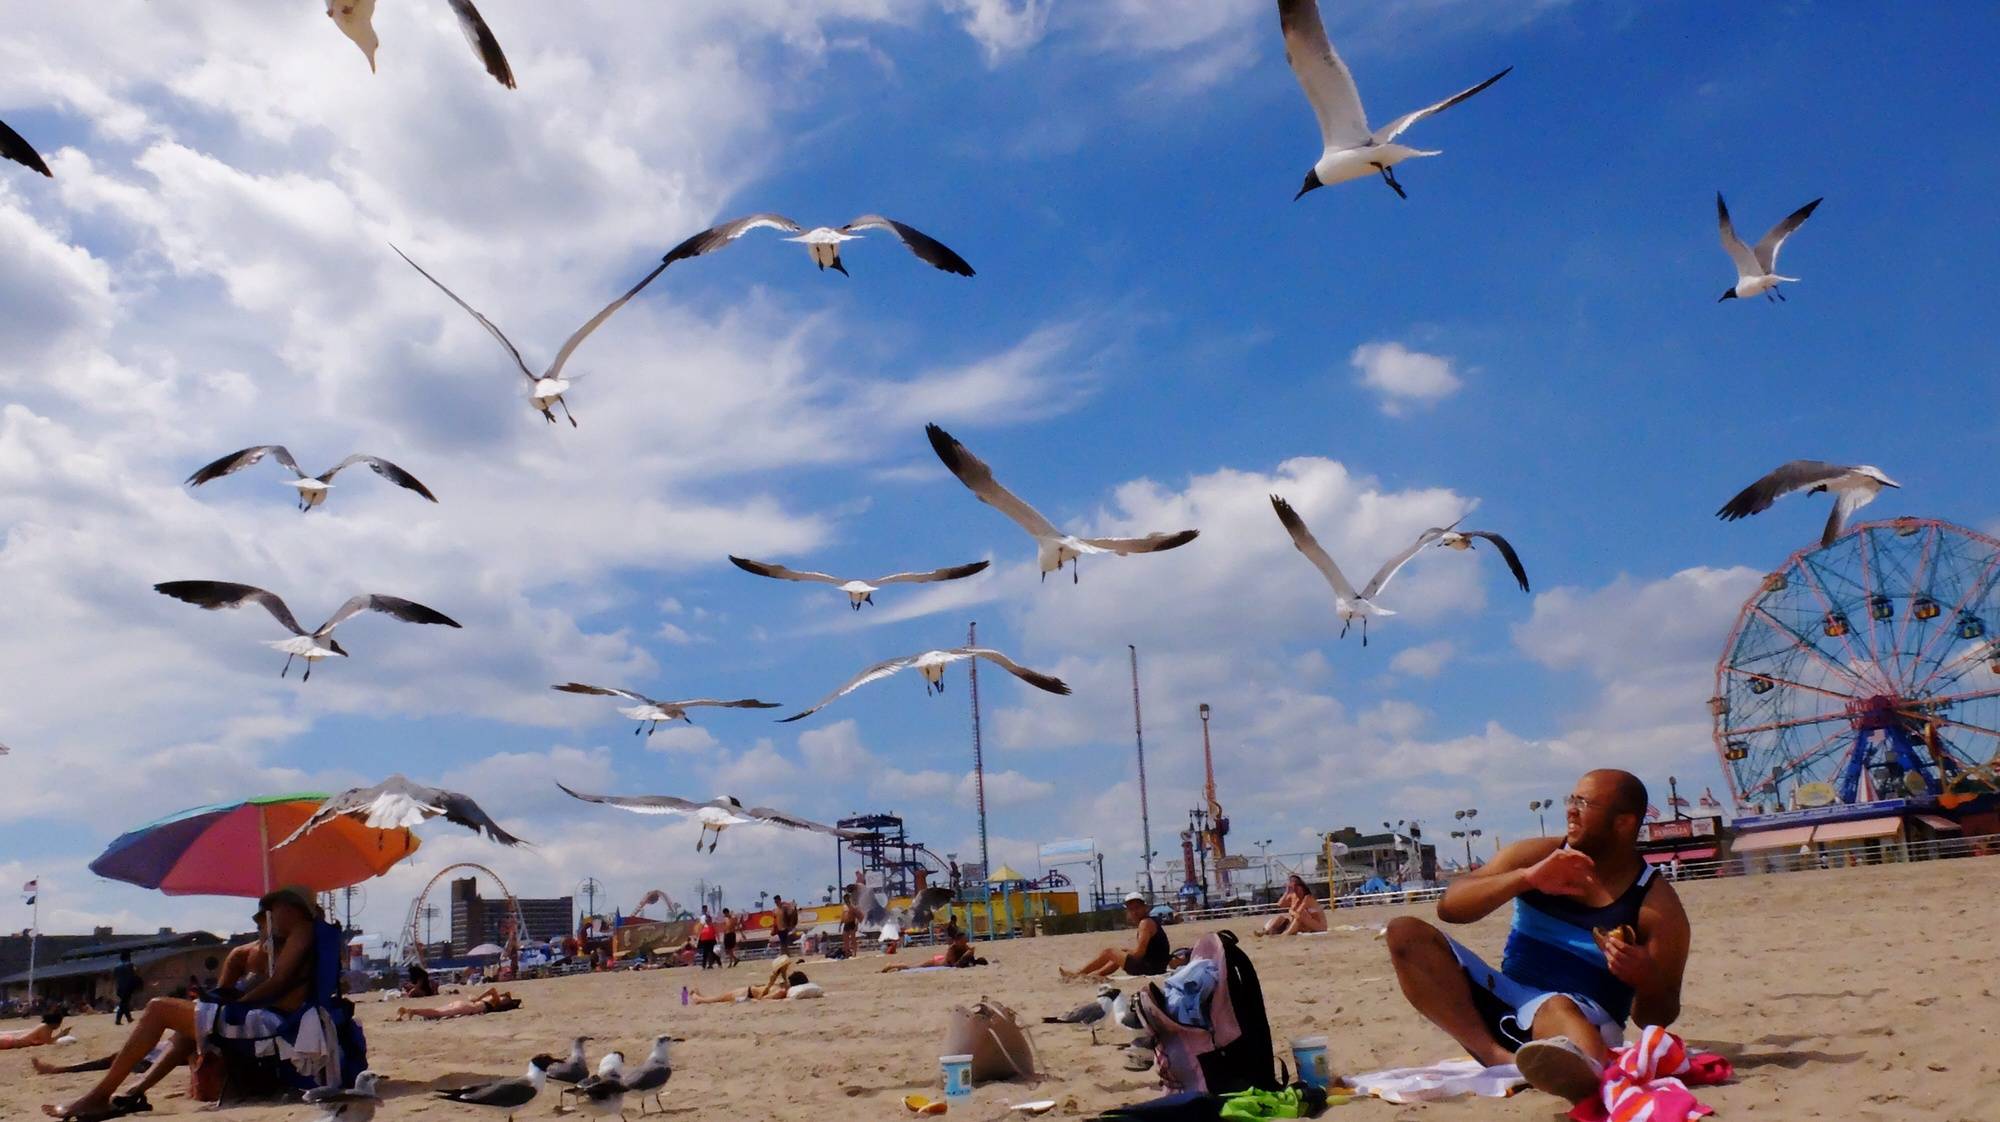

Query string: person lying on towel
1385 768 1691 1106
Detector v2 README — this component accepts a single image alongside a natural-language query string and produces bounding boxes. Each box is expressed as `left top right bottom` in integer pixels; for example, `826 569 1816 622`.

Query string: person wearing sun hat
1059 893 1171 981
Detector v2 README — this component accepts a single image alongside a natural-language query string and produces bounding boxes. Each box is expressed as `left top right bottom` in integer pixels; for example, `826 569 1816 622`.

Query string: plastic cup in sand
940 1053 974 1099
1290 1036 1332 1088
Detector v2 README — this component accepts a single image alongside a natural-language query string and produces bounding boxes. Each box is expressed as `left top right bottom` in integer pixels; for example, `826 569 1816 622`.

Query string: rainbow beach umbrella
90 792 421 897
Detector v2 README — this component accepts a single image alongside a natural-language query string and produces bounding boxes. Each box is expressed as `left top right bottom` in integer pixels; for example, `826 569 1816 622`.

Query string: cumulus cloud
1350 341 1464 416
1389 640 1456 679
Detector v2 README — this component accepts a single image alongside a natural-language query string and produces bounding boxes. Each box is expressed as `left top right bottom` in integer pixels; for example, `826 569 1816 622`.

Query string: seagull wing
1823 486 1870 548
445 0 516 88
154 581 309 636
322 454 438 501
185 445 305 485
437 1078 537 1108
1370 67 1512 145
277 776 524 847
667 698 782 710
661 213 802 267
1753 197 1822 273
544 258 672 380
727 556 845 586
967 648 1071 696
926 423 1062 539
1077 529 1200 555
0 118 53 177
839 216 976 276
1715 193 1761 278
392 244 537 383
1269 495 1359 601
1715 460 1849 520
551 682 657 705
317 594 462 635
1277 0 1369 148
1362 525 1451 599
1462 530 1531 593
907 884 955 928
556 783 703 817
741 803 860 838
777 654 923 722
868 560 991 585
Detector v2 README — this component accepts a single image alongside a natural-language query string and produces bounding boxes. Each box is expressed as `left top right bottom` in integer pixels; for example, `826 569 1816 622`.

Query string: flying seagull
1271 497 1500 645
185 446 436 511
727 554 990 610
1432 527 1532 593
556 785 861 853
661 214 974 277
153 581 461 680
1715 460 1899 547
0 119 52 177
1044 985 1118 1044
848 882 955 932
1716 193 1822 302
326 0 515 88
1279 0 1510 200
434 1054 555 1122
394 244 668 427
277 775 527 849
779 647 1070 723
551 683 781 736
927 423 1198 582
545 1037 593 1088
305 1071 381 1122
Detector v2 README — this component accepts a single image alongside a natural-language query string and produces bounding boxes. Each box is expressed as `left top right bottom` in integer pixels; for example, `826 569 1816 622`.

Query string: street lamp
1449 828 1483 866
1255 839 1274 894
1529 799 1553 835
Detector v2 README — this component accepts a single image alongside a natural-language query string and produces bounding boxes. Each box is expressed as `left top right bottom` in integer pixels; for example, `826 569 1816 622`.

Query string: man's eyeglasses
1563 794 1615 813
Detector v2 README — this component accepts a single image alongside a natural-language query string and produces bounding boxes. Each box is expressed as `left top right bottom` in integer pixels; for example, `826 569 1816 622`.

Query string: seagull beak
1293 170 1322 202
1717 288 1738 302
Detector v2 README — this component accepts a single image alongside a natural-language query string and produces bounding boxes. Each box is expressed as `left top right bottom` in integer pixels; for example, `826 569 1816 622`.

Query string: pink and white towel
1568 1026 1733 1122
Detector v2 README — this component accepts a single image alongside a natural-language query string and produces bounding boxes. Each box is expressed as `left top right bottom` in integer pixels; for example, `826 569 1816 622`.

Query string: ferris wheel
1712 518 2000 809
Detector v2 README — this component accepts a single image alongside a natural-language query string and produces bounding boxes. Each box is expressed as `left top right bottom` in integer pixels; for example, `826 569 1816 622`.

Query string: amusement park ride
1712 519 2000 810
397 862 529 964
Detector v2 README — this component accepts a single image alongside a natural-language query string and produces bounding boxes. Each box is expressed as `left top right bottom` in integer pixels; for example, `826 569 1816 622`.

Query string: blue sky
2 1 1995 937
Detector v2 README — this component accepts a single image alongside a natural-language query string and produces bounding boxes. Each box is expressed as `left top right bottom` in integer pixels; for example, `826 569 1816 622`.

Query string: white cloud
1389 640 1456 679
1350 341 1464 416
949 0 1052 61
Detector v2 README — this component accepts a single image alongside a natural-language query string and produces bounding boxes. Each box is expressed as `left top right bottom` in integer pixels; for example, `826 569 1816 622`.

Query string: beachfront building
0 928 241 1010
1323 826 1436 889
448 877 573 955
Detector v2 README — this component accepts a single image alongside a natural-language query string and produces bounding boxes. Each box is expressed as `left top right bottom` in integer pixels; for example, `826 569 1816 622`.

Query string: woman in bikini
0 1011 65 1050
1260 874 1328 935
396 987 522 1020
688 958 808 1003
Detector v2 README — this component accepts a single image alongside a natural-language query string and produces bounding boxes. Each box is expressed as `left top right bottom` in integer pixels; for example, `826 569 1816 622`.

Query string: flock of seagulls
424 1036 673 1122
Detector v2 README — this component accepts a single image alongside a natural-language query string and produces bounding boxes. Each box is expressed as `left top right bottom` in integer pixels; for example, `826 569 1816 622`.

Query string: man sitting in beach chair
1384 769 1691 1106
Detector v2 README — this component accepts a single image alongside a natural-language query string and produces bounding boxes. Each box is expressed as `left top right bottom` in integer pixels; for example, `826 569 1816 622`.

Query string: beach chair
200 919 369 1105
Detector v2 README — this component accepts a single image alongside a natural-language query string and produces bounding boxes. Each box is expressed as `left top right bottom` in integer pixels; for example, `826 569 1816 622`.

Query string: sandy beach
9 857 1996 1122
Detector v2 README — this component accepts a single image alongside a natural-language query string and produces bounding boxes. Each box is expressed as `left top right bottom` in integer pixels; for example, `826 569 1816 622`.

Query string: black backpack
1137 929 1278 1096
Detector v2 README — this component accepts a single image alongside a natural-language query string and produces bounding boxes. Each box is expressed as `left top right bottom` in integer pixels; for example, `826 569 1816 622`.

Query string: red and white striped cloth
1567 1026 1732 1122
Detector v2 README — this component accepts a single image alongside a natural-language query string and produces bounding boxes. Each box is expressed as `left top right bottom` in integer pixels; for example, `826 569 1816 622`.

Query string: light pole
1669 774 1685 821
420 904 439 947
1255 839 1273 894
1450 828 1483 866
576 877 602 930
1529 799 1553 836
1130 646 1156 901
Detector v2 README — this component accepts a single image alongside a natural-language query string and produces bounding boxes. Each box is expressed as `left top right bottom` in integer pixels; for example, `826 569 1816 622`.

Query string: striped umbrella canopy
90 792 421 897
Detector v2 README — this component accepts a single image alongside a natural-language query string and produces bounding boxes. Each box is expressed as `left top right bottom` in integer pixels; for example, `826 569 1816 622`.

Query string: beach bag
1138 930 1277 1096
943 997 1041 1083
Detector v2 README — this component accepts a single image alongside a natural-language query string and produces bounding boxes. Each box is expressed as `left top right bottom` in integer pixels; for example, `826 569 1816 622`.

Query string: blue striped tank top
1500 861 1655 1024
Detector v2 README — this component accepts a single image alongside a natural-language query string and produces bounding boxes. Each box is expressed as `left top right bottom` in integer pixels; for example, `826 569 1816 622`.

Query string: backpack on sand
1136 930 1278 1096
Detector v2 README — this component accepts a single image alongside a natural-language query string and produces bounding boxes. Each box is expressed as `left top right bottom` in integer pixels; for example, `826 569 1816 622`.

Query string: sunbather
1 1011 65 1050
1061 893 1170 980
689 958 808 1002
1260 875 1327 936
396 987 520 1020
881 924 979 971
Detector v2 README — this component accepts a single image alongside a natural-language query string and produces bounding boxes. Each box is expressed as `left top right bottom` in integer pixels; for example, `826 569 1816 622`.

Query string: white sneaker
1515 1036 1604 1103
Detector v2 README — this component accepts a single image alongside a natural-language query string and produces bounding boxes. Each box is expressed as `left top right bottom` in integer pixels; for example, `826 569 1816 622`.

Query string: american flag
1699 788 1723 809
1645 804 1662 820
1668 794 1691 809
21 879 36 906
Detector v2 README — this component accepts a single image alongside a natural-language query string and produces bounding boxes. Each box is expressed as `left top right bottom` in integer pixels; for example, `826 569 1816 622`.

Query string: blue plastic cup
1290 1036 1331 1088
940 1053 974 1099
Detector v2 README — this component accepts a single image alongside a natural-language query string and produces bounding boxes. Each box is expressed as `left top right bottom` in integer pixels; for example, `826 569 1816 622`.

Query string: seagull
0 742 9 757
850 882 955 931
661 214 974 277
1110 989 1143 1032
1278 0 1510 200
570 1052 629 1121
1272 497 1500 645
393 245 669 427
304 1071 381 1121
1716 193 1822 302
184 446 436 511
926 423 1199 582
550 683 781 736
544 1037 593 1088
276 775 527 849
433 1054 555 1122
326 0 515 88
1043 985 1118 1044
727 555 990 610
557 785 861 853
778 647 1070 723
0 119 52 177
153 581 461 680
619 1036 674 1116
1715 460 1900 547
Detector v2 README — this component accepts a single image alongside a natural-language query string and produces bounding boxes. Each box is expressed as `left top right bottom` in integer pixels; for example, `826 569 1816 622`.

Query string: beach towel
1567 1027 1731 1122
1346 1058 1524 1103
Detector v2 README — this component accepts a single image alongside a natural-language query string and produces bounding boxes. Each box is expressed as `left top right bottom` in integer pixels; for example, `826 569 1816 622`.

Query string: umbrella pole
260 808 272 895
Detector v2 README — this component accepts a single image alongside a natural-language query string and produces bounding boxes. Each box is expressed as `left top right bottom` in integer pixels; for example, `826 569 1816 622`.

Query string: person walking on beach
1383 769 1692 1106
696 909 718 970
772 895 799 954
840 894 862 958
721 908 740 967
112 952 141 1025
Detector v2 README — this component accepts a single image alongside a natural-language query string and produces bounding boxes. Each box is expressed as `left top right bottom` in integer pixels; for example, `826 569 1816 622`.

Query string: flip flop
109 1094 150 1115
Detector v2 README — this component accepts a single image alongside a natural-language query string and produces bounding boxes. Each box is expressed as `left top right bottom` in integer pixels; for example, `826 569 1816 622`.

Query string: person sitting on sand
401 963 438 998
0 1011 65 1050
689 957 809 1003
881 922 980 972
1061 893 1170 980
1384 769 1691 1107
396 987 521 1020
1260 874 1328 936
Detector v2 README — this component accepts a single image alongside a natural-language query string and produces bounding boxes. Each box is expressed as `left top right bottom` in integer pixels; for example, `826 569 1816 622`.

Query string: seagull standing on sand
1716 193 1822 302
433 1054 555 1122
184 446 436 511
619 1036 674 1115
927 424 1198 582
1271 498 1519 644
1278 0 1510 200
277 775 527 848
557 785 861 853
660 214 974 277
1716 460 1900 547
153 582 461 680
544 1037 593 1089
325 0 515 87
727 555 989 610
305 1071 381 1121
1044 985 1118 1044
566 1051 627 1119
394 245 669 427
550 683 781 736
778 647 1070 723
1 119 52 177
